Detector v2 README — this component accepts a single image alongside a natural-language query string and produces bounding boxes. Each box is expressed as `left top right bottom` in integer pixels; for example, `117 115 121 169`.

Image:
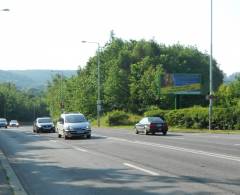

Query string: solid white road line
123 163 159 176
108 137 240 163
234 144 240 146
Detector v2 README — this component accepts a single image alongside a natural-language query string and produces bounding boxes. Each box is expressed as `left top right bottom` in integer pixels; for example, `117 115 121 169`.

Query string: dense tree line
0 83 48 122
46 38 224 120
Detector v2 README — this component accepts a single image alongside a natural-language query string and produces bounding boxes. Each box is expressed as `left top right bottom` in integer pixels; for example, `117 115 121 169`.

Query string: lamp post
51 71 64 113
1 9 9 118
82 40 101 127
209 0 213 130
0 9 10 12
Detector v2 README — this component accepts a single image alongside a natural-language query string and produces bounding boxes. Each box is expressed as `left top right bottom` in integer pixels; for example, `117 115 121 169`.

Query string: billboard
160 73 202 94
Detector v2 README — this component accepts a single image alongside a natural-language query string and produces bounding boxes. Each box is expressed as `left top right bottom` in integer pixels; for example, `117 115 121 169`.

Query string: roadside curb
0 150 28 195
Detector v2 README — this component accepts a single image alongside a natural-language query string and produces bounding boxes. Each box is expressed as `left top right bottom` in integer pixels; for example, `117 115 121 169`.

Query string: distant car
135 117 168 135
56 113 91 139
33 117 55 133
9 120 19 127
0 118 8 128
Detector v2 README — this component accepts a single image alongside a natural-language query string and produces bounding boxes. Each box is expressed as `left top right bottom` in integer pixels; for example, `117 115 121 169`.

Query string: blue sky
0 0 239 75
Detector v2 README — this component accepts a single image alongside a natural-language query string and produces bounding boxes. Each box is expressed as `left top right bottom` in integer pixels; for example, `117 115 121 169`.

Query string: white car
9 120 20 127
56 113 91 139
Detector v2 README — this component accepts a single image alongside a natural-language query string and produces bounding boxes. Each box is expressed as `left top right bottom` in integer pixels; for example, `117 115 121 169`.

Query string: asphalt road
0 126 240 195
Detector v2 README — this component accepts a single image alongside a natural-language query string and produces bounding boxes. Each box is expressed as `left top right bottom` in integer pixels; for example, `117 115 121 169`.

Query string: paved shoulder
0 151 13 195
0 150 27 195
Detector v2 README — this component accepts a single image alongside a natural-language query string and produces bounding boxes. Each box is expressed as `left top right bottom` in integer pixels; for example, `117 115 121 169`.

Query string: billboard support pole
175 95 180 109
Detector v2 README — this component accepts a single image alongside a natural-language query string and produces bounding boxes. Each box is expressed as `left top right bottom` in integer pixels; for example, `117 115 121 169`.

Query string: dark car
33 117 55 133
135 117 168 135
0 118 8 128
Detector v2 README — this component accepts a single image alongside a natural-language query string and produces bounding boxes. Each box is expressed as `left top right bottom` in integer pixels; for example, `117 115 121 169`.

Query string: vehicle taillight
150 123 156 129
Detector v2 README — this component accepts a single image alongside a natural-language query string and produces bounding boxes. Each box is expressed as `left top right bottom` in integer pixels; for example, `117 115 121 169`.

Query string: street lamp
0 9 10 12
82 40 101 127
51 71 64 113
209 0 213 130
1 8 10 118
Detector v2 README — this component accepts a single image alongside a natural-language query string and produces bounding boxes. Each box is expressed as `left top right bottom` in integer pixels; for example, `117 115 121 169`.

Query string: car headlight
86 125 91 130
37 124 42 128
66 126 73 131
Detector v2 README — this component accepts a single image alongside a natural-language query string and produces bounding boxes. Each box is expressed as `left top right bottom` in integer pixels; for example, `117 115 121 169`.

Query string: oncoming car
9 120 20 127
0 118 8 128
135 117 168 135
33 117 55 133
56 113 91 139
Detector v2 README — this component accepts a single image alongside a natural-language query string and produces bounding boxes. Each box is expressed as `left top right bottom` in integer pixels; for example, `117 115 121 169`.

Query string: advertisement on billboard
160 73 202 94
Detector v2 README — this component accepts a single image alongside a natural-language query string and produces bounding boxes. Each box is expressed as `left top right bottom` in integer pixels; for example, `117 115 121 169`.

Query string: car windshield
65 115 87 123
38 118 52 123
10 120 17 123
0 119 7 122
148 117 164 123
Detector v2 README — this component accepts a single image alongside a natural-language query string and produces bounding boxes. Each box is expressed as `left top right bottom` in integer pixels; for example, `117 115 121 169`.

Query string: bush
144 108 168 119
164 106 240 130
106 110 141 126
107 110 128 126
105 107 240 130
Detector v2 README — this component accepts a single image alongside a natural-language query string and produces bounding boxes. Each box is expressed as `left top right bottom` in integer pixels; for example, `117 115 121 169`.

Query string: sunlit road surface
0 126 240 195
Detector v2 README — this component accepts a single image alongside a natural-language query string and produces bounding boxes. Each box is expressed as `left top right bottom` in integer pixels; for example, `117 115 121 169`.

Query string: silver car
56 113 91 139
0 118 8 128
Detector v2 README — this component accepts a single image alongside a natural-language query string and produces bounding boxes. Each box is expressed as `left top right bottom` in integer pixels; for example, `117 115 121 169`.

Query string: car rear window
0 119 7 122
148 117 164 123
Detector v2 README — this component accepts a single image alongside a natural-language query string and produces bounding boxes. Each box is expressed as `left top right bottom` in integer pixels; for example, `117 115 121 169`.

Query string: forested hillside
46 38 224 120
0 83 48 121
0 70 76 89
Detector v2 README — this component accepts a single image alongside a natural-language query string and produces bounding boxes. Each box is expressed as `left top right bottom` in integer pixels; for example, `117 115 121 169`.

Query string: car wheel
58 134 62 138
145 129 149 135
135 127 139 134
64 132 68 140
86 134 91 139
162 131 167 136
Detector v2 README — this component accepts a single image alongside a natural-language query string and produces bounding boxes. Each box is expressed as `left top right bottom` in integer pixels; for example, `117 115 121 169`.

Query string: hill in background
0 70 76 89
224 72 240 83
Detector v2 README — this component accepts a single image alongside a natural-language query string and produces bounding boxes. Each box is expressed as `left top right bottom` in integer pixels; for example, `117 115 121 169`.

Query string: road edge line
0 150 28 195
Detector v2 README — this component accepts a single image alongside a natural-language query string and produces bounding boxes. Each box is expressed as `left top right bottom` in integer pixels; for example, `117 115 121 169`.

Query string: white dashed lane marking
124 162 159 176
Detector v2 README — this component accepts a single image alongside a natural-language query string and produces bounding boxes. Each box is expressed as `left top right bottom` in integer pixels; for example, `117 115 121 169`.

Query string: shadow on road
0 129 239 195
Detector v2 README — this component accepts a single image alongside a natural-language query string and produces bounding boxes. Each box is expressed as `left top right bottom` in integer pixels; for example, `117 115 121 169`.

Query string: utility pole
209 0 213 130
82 41 101 127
